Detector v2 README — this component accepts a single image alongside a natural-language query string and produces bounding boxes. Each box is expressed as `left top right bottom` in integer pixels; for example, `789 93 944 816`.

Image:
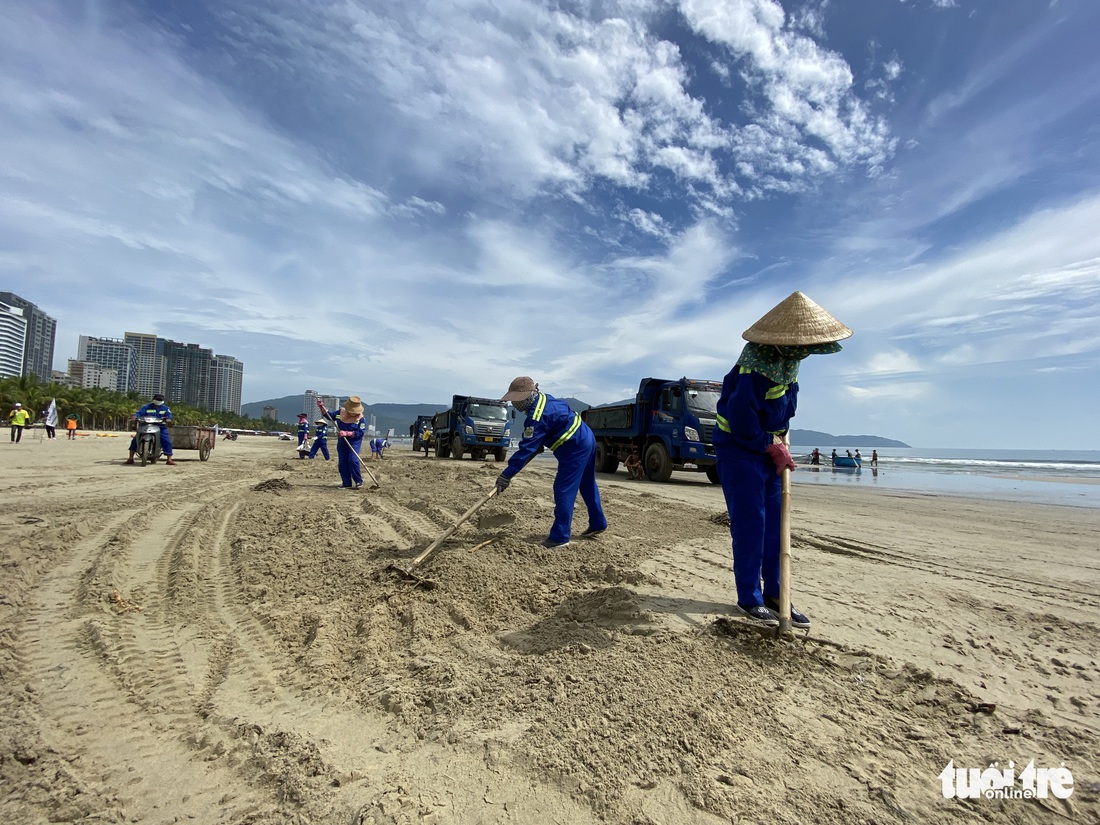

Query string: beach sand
1 431 1097 824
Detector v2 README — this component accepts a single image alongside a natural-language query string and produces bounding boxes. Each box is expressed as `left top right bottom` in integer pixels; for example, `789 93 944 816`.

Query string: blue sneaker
736 603 779 627
542 538 570 549
764 596 811 629
580 526 607 538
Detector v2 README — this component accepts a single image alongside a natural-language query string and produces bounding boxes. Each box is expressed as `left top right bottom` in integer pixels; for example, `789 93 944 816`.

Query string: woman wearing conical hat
316 396 368 488
713 292 852 628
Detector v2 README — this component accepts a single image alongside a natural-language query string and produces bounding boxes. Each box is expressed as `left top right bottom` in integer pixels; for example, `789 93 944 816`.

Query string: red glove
765 442 796 475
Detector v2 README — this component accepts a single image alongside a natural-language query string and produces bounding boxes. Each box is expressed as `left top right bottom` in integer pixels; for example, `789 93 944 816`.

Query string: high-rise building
67 359 118 390
303 390 339 418
77 336 136 394
0 292 56 381
164 341 214 409
262 406 279 421
0 300 28 379
209 354 243 415
124 332 167 398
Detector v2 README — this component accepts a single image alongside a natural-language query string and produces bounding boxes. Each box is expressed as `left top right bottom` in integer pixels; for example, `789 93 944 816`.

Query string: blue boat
832 455 862 469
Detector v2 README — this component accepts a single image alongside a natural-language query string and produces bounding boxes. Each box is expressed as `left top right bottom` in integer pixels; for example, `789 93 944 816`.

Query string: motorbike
136 415 165 466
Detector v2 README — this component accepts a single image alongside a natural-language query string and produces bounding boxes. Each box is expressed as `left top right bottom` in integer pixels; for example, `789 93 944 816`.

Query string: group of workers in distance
106 291 850 631
494 291 852 631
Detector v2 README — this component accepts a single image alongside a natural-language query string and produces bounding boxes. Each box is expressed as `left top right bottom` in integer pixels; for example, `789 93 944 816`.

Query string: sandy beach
1 431 1097 824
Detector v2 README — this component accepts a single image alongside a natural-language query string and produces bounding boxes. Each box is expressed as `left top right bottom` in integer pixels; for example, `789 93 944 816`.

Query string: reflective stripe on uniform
550 413 581 451
531 393 547 421
716 414 730 433
739 366 788 399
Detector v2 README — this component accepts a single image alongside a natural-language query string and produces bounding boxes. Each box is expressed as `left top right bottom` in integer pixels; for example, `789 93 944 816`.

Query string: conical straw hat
742 291 853 345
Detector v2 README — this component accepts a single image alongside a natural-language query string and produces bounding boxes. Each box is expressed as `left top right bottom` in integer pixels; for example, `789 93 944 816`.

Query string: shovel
390 487 498 585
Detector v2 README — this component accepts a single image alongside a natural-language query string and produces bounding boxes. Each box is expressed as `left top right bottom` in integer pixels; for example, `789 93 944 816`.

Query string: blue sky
3 0 1099 449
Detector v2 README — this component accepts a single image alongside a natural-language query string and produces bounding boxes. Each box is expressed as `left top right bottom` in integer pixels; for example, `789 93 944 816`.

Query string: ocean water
788 446 1100 509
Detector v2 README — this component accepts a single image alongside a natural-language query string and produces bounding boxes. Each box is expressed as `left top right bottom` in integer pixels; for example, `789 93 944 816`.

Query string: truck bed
582 403 638 435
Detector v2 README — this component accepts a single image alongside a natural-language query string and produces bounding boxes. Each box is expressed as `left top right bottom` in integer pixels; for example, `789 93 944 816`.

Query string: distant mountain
242 395 449 436
790 430 910 448
243 395 909 447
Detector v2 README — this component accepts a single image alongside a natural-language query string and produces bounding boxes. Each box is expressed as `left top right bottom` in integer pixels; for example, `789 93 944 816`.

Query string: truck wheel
450 438 463 459
595 442 619 474
705 465 720 484
199 439 211 461
435 438 449 458
643 442 673 482
494 447 507 462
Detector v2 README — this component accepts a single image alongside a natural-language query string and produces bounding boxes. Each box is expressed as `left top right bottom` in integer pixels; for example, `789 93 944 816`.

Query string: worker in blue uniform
316 396 367 488
495 376 607 548
714 291 851 628
296 413 310 458
308 418 330 460
125 393 175 465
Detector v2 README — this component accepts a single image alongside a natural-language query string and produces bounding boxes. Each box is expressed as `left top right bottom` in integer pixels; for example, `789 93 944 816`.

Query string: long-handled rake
388 487 498 586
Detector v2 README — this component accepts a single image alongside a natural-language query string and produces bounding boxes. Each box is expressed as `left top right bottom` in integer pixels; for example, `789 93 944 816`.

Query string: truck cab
433 395 510 462
410 414 434 455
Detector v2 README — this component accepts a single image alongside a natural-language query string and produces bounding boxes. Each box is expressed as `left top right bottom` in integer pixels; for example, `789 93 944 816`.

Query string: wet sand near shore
1 433 1097 823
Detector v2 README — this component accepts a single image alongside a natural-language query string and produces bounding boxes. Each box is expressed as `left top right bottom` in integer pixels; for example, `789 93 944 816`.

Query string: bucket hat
742 291 852 345
501 376 537 402
342 396 364 416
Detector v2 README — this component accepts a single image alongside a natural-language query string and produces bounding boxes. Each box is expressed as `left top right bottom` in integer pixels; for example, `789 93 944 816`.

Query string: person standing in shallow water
713 291 852 629
317 397 367 488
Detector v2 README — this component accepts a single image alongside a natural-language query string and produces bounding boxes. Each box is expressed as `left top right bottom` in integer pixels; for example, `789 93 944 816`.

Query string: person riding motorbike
125 393 175 465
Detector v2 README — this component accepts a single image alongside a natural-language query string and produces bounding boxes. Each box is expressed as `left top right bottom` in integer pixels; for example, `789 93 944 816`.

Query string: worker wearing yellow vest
713 292 852 629
8 403 31 442
495 377 607 548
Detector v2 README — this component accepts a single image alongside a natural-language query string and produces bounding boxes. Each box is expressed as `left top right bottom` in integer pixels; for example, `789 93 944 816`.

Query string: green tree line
1 375 291 433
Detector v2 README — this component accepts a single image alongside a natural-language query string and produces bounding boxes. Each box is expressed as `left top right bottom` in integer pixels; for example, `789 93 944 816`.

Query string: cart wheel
199 439 211 461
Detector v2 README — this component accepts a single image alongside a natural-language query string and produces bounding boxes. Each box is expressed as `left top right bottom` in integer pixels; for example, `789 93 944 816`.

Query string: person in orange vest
66 414 79 440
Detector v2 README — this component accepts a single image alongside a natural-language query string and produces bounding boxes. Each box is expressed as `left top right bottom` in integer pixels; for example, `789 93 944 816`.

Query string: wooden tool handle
406 488 498 571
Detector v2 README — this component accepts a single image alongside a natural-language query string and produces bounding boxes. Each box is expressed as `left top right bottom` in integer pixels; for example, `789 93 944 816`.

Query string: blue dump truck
581 377 722 483
432 395 511 461
409 414 434 455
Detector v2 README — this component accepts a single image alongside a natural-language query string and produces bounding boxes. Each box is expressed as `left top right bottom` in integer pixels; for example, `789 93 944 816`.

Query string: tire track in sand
19 492 275 824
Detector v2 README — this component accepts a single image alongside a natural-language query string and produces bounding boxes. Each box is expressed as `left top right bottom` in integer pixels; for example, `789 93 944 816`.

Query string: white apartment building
0 301 27 378
210 354 244 415
77 336 137 394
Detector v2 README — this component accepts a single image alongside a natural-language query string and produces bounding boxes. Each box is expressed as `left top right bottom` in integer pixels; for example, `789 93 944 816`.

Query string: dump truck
410 415 434 455
432 395 510 461
581 377 722 483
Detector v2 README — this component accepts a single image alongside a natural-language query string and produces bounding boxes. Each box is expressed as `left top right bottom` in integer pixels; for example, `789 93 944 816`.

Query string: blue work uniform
297 418 310 455
322 409 367 487
128 402 174 457
309 421 330 460
502 392 607 543
713 366 798 609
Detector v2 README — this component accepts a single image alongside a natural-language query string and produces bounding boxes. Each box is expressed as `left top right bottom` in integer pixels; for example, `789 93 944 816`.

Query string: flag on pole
46 399 58 429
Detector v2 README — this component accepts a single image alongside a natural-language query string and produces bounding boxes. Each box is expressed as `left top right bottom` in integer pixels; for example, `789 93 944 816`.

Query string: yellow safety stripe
716 414 730 433
739 366 788 399
550 413 581 451
531 393 547 421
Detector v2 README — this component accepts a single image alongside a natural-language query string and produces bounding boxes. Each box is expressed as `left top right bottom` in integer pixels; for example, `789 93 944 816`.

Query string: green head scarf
736 341 843 385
